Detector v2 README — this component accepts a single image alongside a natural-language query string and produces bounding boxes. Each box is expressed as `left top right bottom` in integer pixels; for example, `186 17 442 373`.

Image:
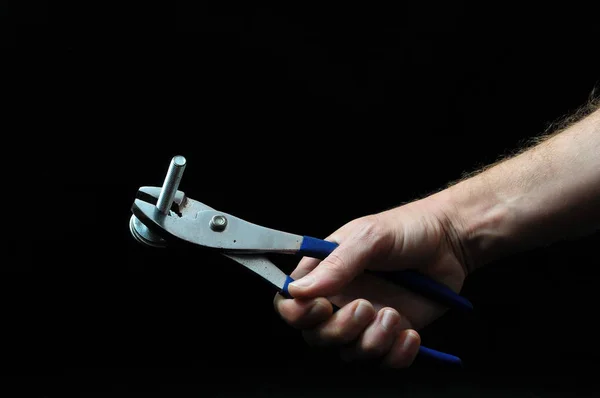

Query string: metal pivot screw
156 155 187 215
210 215 228 231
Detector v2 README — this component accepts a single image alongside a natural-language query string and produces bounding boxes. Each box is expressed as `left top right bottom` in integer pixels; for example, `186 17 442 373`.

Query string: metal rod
156 155 186 214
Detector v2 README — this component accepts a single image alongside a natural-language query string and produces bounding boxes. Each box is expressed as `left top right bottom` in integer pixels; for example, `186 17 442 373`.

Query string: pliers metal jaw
130 156 473 367
132 186 317 255
131 185 295 292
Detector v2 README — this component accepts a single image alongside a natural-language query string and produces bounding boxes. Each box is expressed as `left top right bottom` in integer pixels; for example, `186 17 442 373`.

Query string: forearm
434 106 600 271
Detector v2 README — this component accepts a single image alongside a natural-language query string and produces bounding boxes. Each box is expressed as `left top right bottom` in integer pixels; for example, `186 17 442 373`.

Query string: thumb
288 217 392 298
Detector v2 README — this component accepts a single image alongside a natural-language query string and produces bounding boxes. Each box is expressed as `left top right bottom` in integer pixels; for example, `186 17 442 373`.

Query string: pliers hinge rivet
210 215 228 231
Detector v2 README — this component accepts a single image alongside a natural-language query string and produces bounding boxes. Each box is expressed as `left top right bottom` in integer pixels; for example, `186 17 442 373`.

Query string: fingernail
381 309 398 331
353 301 372 322
403 331 417 351
308 300 326 316
289 276 314 289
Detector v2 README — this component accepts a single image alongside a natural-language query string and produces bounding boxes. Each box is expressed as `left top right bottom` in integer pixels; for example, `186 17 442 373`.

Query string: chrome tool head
130 155 187 248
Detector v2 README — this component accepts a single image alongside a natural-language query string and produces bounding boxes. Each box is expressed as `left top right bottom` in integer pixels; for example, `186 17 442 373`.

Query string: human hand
273 197 468 368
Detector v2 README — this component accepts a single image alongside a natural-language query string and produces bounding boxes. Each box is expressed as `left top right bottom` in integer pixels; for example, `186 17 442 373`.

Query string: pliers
129 156 473 367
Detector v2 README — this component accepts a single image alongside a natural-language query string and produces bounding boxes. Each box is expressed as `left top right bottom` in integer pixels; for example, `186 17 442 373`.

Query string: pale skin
274 101 600 368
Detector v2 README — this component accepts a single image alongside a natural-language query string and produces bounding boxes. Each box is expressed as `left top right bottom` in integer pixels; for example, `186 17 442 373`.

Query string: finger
289 216 393 298
302 299 376 347
273 294 332 329
290 257 320 280
339 307 402 361
326 272 443 330
381 329 421 369
291 231 345 280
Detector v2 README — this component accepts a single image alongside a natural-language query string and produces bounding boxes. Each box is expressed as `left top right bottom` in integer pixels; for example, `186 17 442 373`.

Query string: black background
4 2 600 396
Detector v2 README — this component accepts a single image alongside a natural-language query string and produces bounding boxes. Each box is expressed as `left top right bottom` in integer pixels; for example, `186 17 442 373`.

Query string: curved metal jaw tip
129 214 167 248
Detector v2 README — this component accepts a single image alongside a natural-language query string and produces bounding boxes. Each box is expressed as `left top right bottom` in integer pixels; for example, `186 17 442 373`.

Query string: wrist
430 176 512 273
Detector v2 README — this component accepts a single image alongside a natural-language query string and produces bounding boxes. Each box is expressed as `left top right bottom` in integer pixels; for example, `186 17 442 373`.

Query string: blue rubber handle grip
282 275 462 367
299 236 473 312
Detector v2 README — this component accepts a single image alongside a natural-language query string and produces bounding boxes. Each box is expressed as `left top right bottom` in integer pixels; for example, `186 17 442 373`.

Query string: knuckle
274 301 306 327
360 340 386 357
325 324 347 343
284 310 305 327
273 296 287 318
302 323 349 346
281 300 330 329
354 215 393 253
321 252 348 275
